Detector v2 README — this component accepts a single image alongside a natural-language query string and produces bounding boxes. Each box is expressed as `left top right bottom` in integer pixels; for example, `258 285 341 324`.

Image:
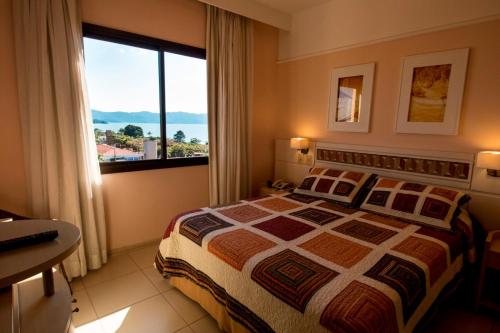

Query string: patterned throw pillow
361 177 470 231
294 167 375 207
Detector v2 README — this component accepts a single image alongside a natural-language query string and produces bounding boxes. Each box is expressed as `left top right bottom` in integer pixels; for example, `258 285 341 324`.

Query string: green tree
169 144 185 157
173 130 186 143
93 128 104 137
190 137 201 144
123 124 144 138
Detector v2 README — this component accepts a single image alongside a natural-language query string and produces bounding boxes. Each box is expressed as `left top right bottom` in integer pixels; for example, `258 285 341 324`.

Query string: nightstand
0 220 80 333
259 186 292 196
476 230 500 312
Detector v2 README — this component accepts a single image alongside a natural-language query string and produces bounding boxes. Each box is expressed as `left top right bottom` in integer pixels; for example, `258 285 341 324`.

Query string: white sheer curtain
207 5 253 206
13 0 107 277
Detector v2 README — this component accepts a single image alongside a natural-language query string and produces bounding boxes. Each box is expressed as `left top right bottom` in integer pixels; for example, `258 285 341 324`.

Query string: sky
83 37 207 114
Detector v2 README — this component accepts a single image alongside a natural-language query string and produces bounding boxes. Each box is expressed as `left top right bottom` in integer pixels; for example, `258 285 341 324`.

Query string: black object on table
0 230 59 252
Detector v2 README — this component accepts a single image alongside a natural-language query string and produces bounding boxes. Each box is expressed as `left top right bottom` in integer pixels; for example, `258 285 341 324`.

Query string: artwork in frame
328 63 375 133
396 48 469 135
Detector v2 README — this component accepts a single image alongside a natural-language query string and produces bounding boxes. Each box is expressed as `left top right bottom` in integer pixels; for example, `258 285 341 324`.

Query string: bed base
170 276 252 333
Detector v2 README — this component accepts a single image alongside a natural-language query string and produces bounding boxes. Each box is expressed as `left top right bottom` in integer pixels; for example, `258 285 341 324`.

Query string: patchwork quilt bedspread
156 193 468 333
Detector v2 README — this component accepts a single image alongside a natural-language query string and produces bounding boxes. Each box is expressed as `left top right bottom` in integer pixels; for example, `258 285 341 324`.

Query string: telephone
267 179 294 190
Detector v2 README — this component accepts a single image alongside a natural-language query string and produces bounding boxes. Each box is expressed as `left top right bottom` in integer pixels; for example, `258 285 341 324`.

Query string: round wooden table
0 220 80 296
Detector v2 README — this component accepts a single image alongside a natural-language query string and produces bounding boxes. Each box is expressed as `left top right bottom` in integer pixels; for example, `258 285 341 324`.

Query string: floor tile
175 327 195 333
73 289 98 327
99 295 187 333
86 271 158 317
82 254 139 288
190 316 223 333
128 244 159 269
71 277 85 292
163 289 207 324
73 319 105 333
143 266 174 293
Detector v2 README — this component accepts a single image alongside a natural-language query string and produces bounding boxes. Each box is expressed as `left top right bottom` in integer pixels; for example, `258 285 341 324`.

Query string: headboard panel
315 142 474 190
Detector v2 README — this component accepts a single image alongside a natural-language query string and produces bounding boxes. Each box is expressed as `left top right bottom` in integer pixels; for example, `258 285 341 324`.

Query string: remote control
0 230 59 252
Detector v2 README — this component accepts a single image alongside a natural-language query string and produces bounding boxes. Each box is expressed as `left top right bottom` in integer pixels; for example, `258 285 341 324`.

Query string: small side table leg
42 269 54 296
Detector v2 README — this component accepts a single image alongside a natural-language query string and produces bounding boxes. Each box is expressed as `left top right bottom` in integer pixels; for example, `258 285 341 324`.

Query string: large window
82 23 208 174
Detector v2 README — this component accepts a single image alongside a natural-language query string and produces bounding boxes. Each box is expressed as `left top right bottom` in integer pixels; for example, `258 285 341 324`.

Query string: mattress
156 193 469 333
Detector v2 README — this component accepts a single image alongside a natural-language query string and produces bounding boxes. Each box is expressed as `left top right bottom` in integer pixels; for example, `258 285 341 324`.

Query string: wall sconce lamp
476 151 500 177
290 138 309 154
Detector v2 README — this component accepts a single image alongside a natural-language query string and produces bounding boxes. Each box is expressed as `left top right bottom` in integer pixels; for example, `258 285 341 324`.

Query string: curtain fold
207 5 253 206
13 0 107 277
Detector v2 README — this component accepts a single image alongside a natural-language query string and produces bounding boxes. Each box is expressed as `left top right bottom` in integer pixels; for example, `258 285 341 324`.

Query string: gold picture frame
328 63 375 133
396 49 469 135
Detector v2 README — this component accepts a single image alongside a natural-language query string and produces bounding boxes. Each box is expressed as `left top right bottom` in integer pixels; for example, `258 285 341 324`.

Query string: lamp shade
290 138 309 150
476 151 500 169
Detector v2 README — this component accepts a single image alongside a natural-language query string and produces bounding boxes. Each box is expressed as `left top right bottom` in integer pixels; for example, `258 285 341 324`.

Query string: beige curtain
207 6 253 206
13 0 107 277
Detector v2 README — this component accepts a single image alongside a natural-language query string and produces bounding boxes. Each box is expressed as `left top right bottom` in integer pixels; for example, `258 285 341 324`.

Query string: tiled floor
71 244 222 333
72 244 499 333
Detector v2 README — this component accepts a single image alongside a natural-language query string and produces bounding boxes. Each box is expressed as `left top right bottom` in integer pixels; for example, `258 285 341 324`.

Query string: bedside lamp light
476 151 500 177
290 138 309 154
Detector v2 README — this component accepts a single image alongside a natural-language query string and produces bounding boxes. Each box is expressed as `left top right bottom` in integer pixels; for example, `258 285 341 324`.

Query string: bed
155 143 478 333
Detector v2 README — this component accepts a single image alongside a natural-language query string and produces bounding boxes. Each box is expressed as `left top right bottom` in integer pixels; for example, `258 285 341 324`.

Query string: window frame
82 23 208 174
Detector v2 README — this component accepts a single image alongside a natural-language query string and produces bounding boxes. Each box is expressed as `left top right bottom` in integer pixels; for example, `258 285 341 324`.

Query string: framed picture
396 48 469 135
328 63 375 133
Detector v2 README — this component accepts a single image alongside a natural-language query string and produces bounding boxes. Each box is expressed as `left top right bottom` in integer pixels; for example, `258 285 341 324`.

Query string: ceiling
197 0 333 30
254 0 331 14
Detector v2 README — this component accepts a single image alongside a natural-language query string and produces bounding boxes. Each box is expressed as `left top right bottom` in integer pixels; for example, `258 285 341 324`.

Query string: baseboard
108 238 161 257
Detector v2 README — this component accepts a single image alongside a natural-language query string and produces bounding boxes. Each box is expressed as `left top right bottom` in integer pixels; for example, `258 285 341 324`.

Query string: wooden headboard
314 142 473 190
274 139 500 230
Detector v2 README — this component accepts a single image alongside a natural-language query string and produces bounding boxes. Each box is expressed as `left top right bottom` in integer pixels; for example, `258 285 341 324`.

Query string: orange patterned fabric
294 168 374 206
317 201 358 214
343 171 364 182
158 191 471 333
393 236 447 285
430 187 459 201
299 232 372 268
359 212 409 229
377 178 400 188
361 177 470 231
208 229 276 271
255 197 301 212
320 280 399 333
219 205 271 223
310 167 325 175
333 220 398 245
251 249 338 312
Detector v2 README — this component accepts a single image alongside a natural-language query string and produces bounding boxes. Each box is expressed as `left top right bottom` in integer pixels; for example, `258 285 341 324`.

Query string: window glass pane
164 52 208 158
84 37 161 162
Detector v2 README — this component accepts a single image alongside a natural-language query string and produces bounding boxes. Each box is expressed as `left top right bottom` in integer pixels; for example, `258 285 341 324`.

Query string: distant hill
92 110 207 124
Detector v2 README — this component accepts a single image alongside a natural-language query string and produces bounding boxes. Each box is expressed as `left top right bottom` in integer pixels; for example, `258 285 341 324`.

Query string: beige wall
275 19 500 153
100 166 209 250
279 0 500 60
0 0 279 250
81 0 206 48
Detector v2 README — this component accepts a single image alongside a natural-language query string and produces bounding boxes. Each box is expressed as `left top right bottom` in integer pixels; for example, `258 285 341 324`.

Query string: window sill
100 157 208 174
